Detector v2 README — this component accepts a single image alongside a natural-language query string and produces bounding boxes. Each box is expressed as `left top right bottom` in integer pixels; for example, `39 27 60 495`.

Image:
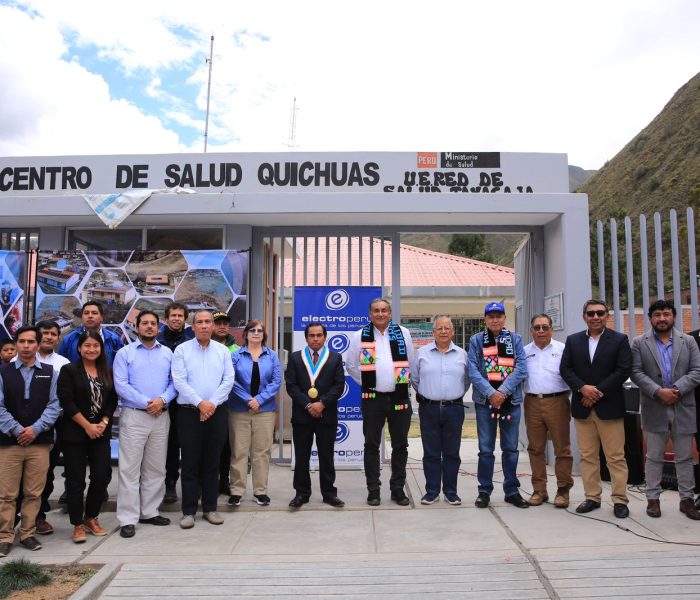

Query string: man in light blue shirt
113 310 176 539
412 316 470 506
172 310 234 529
0 325 60 557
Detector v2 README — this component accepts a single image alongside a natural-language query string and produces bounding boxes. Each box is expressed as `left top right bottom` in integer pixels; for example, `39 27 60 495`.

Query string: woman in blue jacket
227 320 281 507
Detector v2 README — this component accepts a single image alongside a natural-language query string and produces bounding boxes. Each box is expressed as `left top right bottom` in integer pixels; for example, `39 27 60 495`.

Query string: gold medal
307 387 319 399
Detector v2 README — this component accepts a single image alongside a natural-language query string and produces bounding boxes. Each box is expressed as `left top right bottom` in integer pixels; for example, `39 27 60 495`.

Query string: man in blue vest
58 301 123 366
0 326 60 557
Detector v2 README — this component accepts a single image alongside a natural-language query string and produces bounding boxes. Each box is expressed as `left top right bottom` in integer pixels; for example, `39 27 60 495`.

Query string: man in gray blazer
631 300 700 520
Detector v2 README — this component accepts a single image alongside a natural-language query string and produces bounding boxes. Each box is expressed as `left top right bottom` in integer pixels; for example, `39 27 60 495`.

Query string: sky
0 0 698 169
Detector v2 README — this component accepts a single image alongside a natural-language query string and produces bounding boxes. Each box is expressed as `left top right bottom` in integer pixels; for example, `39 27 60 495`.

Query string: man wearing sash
285 323 345 508
468 302 529 509
346 298 415 506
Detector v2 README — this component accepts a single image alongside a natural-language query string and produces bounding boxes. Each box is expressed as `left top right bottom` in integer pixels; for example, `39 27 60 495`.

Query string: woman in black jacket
57 330 117 543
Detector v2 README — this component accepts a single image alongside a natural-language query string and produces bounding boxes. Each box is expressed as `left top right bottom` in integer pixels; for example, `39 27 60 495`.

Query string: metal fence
595 207 699 336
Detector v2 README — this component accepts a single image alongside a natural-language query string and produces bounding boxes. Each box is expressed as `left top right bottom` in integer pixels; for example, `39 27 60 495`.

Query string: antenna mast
204 35 214 152
286 97 298 150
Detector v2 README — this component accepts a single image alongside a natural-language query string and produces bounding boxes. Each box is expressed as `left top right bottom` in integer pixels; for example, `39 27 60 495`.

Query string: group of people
1 294 700 558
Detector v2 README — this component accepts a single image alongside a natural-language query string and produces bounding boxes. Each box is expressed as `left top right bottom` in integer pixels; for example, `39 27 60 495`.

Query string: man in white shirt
171 310 234 529
346 298 415 506
523 314 572 508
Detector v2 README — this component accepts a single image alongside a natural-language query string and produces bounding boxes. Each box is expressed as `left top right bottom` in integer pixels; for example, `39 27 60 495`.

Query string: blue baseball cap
484 302 506 315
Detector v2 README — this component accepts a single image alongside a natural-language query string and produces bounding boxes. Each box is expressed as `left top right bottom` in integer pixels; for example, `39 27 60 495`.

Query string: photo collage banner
0 251 27 342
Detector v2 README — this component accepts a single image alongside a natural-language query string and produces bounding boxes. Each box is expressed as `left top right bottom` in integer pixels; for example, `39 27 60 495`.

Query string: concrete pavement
4 439 700 598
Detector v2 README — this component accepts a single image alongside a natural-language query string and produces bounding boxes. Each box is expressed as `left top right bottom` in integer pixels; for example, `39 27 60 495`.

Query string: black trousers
219 431 231 494
178 404 228 515
361 393 412 493
292 421 337 498
165 401 180 485
62 437 111 526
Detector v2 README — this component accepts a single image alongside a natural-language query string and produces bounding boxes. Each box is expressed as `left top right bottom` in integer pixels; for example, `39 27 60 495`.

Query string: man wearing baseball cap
211 311 240 496
468 302 529 509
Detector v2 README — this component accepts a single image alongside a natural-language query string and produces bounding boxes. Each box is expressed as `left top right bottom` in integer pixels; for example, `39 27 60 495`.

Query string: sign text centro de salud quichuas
0 151 569 196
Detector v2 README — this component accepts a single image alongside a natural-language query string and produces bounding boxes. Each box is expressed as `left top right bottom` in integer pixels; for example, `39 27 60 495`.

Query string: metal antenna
285 97 298 150
204 35 214 153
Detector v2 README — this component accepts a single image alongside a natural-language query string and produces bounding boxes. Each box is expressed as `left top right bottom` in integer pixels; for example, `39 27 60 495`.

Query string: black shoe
475 492 490 508
288 495 309 508
120 525 135 538
139 515 171 526
391 491 410 506
613 503 629 519
576 499 601 514
367 490 380 506
58 490 68 504
163 484 177 505
695 496 700 511
254 495 271 506
504 493 530 509
20 536 42 551
323 495 345 508
228 495 242 507
0 542 11 557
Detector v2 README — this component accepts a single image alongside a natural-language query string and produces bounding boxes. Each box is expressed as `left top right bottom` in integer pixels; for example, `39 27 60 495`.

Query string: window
147 228 223 250
67 229 143 251
0 230 39 251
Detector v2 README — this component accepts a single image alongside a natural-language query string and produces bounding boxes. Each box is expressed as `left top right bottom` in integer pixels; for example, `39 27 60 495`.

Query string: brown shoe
553 487 570 508
680 498 700 520
83 517 109 536
528 491 548 506
646 499 661 518
35 519 54 535
72 524 87 544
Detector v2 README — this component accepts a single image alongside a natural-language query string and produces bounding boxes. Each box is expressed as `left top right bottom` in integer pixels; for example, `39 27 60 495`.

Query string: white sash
302 345 329 389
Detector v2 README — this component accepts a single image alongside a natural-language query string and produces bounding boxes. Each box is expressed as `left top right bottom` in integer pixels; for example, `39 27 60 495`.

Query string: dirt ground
5 564 98 600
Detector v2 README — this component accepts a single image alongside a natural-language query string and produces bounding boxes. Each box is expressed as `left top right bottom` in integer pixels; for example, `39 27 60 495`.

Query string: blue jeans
475 402 521 497
419 402 465 496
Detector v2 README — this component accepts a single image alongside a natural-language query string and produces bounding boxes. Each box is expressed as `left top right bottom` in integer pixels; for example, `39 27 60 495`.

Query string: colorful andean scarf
359 321 410 400
483 328 515 420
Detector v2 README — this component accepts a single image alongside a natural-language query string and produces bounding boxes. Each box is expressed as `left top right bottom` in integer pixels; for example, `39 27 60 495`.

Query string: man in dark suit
560 299 632 518
690 325 700 510
285 322 345 508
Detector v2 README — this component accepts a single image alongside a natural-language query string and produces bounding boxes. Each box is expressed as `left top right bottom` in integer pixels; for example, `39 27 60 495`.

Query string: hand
307 402 324 418
17 427 37 446
84 422 103 440
146 397 165 416
198 400 216 422
657 388 680 406
580 385 603 402
490 391 506 409
247 398 260 413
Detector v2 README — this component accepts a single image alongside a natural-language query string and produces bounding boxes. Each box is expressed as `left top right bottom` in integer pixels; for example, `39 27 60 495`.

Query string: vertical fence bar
639 215 650 332
610 219 622 331
670 209 682 310
380 236 386 289
624 216 636 339
302 236 308 286
276 237 285 459
313 236 319 286
654 212 664 299
347 236 352 285
597 220 606 302
336 236 341 285
369 236 374 286
358 235 364 286
325 236 330 286
688 208 699 331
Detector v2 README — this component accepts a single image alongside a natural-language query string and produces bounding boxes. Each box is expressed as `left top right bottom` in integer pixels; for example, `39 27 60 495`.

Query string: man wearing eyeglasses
560 299 632 518
523 314 572 508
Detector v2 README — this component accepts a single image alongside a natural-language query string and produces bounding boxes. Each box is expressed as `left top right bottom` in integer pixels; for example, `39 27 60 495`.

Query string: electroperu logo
325 289 350 311
329 333 350 354
335 422 350 444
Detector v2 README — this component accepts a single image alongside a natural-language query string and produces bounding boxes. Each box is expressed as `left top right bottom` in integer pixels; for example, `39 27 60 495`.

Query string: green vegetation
0 559 51 598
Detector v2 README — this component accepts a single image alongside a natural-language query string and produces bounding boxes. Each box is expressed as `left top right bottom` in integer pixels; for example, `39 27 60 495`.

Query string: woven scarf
360 321 410 400
482 328 515 390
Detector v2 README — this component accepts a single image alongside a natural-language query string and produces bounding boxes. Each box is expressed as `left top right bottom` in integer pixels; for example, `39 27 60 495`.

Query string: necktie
312 351 319 365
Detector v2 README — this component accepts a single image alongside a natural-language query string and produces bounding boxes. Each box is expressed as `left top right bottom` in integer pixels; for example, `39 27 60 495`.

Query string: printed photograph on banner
85 250 133 268
126 251 189 296
124 297 177 342
82 268 136 324
34 296 82 333
174 269 233 313
0 252 28 341
36 251 89 295
221 249 248 295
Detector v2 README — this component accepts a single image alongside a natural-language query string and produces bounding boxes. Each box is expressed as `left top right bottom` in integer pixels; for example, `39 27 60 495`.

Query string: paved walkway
8 440 700 598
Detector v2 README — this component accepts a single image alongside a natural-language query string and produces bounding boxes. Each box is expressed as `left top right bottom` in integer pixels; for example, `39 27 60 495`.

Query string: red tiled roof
283 237 514 287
